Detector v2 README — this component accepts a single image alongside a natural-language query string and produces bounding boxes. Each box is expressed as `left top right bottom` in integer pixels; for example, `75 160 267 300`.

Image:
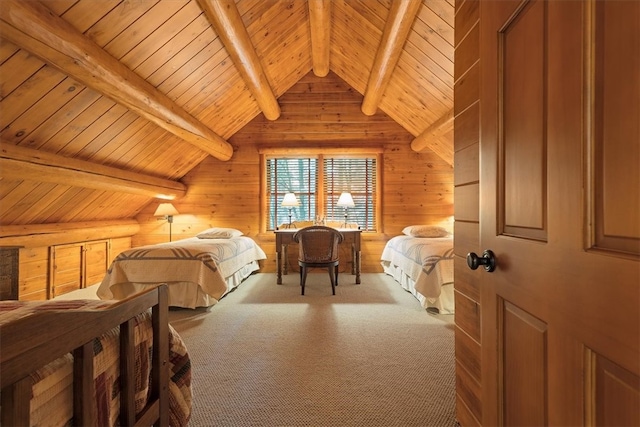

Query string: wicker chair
292 226 344 295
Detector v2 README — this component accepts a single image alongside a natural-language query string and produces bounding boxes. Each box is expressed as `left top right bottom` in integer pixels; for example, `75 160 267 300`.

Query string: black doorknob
466 250 497 272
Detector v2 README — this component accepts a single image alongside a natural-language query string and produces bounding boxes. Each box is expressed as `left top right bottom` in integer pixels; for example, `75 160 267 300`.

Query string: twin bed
380 225 455 314
1 227 266 425
98 228 267 309
0 286 191 426
1 225 452 423
99 224 453 314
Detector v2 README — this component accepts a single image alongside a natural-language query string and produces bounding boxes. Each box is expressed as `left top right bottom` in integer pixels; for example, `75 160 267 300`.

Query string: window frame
260 149 382 232
322 156 378 231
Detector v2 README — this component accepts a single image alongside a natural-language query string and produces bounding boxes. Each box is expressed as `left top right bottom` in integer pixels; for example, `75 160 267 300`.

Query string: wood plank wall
453 0 482 426
134 71 454 274
8 221 137 300
19 236 130 301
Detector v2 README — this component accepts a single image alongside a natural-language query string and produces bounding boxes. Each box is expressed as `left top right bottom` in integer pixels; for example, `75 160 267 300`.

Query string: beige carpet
169 272 456 427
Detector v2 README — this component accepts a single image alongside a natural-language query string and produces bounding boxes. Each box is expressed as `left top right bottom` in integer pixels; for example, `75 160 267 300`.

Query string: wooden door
479 1 639 425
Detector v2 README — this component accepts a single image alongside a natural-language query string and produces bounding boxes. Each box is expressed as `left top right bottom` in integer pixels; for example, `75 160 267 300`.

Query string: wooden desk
274 228 361 285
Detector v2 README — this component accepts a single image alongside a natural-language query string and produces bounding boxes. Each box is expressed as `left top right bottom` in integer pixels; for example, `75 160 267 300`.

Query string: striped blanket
0 299 192 426
98 236 267 307
380 235 454 311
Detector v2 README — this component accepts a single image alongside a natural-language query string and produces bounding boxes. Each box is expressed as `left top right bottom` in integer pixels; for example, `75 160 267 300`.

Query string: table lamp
337 192 355 228
281 193 299 228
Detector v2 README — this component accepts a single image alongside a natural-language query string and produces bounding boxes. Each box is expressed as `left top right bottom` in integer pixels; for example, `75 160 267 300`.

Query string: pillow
402 225 451 238
196 227 244 239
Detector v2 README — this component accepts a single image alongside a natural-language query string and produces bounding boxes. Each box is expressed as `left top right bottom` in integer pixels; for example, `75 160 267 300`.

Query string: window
323 157 377 230
265 155 378 231
266 158 317 228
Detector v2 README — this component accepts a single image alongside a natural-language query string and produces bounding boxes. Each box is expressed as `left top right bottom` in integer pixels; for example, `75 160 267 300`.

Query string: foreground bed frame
1 285 170 426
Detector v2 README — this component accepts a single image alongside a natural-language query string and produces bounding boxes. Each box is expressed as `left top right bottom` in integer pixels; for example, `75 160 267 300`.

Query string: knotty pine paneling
330 1 381 94
19 247 49 301
416 2 455 53
50 243 84 297
17 237 131 301
1 0 457 228
85 240 110 287
380 1 454 138
134 71 453 274
110 236 132 262
2 0 457 299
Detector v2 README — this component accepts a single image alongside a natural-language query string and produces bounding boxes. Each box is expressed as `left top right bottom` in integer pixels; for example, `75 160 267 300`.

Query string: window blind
266 158 317 229
323 157 377 231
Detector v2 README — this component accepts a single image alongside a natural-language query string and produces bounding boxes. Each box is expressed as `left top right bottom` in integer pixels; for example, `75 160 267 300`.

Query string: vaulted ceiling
0 0 454 226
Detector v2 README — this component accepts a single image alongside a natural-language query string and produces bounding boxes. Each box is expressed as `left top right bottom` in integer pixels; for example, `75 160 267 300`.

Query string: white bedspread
98 236 267 308
380 235 454 313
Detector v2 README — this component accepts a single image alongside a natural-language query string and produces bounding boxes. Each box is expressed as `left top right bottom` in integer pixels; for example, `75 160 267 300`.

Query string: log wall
134 71 454 274
7 71 453 300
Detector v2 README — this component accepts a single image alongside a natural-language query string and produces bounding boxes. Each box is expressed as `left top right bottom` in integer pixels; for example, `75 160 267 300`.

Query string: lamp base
341 211 348 229
281 210 294 229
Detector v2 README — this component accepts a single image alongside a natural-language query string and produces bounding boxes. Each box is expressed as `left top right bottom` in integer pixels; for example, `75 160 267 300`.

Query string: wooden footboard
1 285 170 426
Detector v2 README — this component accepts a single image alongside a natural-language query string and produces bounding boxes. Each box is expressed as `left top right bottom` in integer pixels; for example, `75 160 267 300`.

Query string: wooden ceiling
0 0 454 226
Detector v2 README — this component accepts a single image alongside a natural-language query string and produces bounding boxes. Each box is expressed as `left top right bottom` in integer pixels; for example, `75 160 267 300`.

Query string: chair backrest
293 226 344 263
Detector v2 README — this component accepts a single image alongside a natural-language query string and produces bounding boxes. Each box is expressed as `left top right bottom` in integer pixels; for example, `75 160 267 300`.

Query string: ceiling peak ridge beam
410 109 454 165
361 0 421 116
0 0 233 161
197 0 281 121
0 141 187 200
308 0 331 77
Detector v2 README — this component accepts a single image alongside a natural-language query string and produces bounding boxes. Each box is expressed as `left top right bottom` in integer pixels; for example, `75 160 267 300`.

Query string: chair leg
300 266 307 295
328 266 336 295
335 264 339 286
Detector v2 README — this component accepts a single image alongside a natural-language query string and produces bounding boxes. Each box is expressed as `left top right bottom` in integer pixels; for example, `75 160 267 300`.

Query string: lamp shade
154 203 179 217
281 193 300 207
336 192 355 208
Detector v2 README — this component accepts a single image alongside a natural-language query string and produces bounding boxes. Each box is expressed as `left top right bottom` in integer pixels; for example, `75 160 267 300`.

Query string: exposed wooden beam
259 146 384 155
308 0 331 77
361 0 421 116
0 142 187 200
197 0 281 120
410 109 454 165
0 220 140 248
0 0 233 161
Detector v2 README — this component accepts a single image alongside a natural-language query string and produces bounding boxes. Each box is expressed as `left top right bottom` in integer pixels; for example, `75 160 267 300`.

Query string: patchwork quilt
0 299 192 426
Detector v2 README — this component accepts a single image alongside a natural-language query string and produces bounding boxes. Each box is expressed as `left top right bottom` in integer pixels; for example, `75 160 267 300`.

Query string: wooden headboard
1 285 170 426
